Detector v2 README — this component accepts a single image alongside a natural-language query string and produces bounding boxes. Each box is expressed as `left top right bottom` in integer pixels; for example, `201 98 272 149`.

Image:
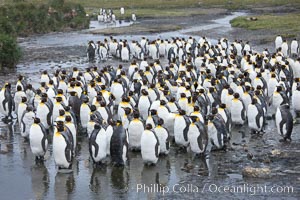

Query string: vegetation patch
230 14 300 38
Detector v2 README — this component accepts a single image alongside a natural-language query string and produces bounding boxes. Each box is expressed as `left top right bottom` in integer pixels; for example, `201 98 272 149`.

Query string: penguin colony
0 35 299 170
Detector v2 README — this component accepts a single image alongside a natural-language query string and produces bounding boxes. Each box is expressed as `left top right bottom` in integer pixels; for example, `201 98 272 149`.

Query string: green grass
230 14 300 38
2 0 300 9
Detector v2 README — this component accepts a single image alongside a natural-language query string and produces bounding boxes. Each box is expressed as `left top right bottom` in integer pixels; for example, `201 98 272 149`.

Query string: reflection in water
89 167 107 194
31 164 49 200
111 166 129 199
55 172 75 200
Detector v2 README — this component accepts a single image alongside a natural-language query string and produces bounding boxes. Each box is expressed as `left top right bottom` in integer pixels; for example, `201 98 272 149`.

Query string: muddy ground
0 6 299 200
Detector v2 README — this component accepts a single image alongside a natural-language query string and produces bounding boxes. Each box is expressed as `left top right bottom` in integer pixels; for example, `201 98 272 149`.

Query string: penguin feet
280 137 292 143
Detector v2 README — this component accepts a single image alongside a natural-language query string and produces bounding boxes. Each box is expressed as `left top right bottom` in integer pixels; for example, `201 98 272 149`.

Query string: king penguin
275 104 294 142
188 116 208 155
110 121 129 166
174 109 190 148
89 123 107 165
154 118 170 155
247 98 265 134
20 105 35 139
29 118 48 162
141 124 160 165
53 121 73 170
127 111 144 151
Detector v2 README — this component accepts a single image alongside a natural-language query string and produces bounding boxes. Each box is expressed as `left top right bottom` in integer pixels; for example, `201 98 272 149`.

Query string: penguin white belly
128 120 144 149
21 112 35 137
178 99 188 112
105 126 113 156
98 107 109 122
155 127 169 154
207 122 223 149
29 125 46 156
141 131 159 164
174 116 188 147
165 113 176 136
18 104 26 124
247 105 259 131
292 91 300 112
80 105 90 128
275 108 283 136
52 104 64 125
271 94 283 114
112 84 124 105
66 123 77 152
87 121 95 138
150 100 160 111
53 135 70 168
36 105 50 129
121 48 129 61
231 101 244 125
93 129 107 162
221 90 228 104
0 89 5 115
138 97 151 120
167 103 178 113
188 124 202 153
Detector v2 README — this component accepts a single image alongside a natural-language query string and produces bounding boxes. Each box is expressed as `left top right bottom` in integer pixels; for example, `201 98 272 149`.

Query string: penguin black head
56 96 63 102
94 123 101 130
96 95 103 102
59 109 65 116
207 114 214 121
179 109 186 115
34 118 41 124
41 97 47 103
145 123 153 130
276 86 282 92
27 84 32 90
219 103 226 109
157 118 164 126
65 106 70 112
17 85 22 91
190 116 199 123
169 97 176 103
82 96 89 103
21 96 27 103
256 85 262 91
49 80 54 85
254 90 261 96
18 75 23 81
199 88 205 94
65 115 72 122
228 88 234 95
180 93 186 98
150 109 157 115
57 89 63 95
123 107 131 115
43 70 47 75
90 105 97 112
233 93 240 99
41 93 48 98
26 105 33 112
251 98 258 104
133 110 140 118
160 100 167 106
69 91 77 96
56 122 65 132
211 107 218 115
141 89 148 96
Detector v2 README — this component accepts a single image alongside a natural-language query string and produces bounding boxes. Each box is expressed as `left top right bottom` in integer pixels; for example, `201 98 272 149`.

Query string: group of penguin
1 35 300 170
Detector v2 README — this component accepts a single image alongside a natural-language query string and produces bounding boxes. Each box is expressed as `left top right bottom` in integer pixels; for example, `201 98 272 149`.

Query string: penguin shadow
0 123 14 154
31 164 50 200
